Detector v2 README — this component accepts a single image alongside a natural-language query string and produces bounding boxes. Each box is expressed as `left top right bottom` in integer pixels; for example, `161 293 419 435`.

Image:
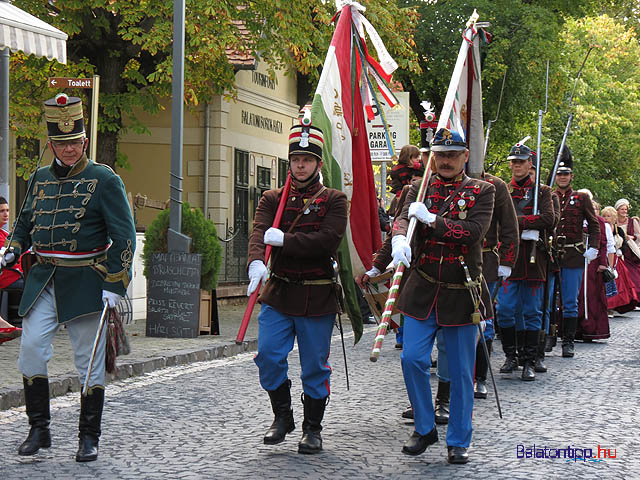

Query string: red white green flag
311 2 396 343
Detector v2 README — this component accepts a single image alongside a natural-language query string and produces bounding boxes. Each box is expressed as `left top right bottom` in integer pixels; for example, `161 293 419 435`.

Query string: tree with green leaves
9 0 421 177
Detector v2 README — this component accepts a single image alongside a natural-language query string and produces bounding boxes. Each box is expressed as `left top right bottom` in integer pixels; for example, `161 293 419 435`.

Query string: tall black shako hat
288 110 324 161
44 93 85 141
507 143 532 161
555 144 573 173
430 128 466 152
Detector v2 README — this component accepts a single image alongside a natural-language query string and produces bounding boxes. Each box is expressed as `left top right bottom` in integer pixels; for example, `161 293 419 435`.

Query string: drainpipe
203 102 210 218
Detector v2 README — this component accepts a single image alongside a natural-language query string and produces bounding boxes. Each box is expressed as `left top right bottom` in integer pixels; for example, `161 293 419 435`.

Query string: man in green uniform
2 93 136 462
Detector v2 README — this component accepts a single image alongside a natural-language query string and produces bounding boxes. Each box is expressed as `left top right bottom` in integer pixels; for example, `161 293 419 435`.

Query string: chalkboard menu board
146 252 202 338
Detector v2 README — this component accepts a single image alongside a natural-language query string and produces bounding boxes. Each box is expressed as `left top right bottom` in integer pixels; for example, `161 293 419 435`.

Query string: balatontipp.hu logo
517 444 617 462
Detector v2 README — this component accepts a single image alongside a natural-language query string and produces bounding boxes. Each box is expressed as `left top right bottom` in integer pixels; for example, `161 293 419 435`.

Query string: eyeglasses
51 139 85 149
433 151 463 159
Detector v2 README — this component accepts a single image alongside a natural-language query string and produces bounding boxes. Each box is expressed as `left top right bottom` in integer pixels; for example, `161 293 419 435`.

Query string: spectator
0 315 21 344
602 206 639 313
389 145 422 197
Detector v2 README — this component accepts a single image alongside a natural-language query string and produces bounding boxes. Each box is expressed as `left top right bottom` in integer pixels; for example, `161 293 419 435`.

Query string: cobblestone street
1 311 639 479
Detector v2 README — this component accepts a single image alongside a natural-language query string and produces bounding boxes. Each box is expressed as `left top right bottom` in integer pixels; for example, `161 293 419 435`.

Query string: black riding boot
474 339 492 399
18 376 51 456
516 330 525 367
434 381 450 424
499 326 518 373
75 386 104 462
544 333 556 352
535 330 548 373
264 379 295 445
298 394 327 454
521 330 538 381
562 317 578 358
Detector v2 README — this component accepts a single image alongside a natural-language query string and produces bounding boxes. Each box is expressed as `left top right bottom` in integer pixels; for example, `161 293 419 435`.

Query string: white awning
0 1 67 63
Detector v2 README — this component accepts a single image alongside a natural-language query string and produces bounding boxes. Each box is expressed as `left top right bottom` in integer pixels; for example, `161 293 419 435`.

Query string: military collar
511 175 532 188
49 154 89 178
290 178 324 195
555 186 574 197
433 172 465 187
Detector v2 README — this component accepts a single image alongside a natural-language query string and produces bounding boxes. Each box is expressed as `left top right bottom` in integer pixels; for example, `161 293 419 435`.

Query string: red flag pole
235 174 292 344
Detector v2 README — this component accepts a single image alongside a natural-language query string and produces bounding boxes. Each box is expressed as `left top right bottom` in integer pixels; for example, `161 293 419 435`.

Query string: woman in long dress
602 206 638 313
577 196 611 340
615 198 640 292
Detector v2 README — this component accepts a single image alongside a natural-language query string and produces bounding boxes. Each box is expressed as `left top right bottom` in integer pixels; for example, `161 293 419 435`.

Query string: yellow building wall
118 62 299 245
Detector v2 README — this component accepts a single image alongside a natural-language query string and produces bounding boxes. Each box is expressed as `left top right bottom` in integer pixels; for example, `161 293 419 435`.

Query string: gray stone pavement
0 299 260 410
0 309 639 478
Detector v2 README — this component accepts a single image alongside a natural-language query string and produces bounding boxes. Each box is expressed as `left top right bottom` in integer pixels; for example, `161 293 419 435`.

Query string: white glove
480 320 486 332
584 247 598 262
365 266 381 278
0 249 15 267
497 265 512 280
613 268 619 279
408 202 436 226
247 260 268 296
102 290 122 308
391 235 412 268
521 229 539 241
263 227 284 247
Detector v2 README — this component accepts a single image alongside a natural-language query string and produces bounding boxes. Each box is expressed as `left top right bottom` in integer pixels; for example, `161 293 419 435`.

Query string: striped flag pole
370 11 480 361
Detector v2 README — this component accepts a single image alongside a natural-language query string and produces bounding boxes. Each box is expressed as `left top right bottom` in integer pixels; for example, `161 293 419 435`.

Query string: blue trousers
401 313 477 447
560 267 583 318
496 279 544 331
254 304 334 399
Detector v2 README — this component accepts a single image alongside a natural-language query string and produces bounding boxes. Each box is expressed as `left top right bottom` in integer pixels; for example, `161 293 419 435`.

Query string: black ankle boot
18 376 51 456
499 326 518 373
76 386 104 462
298 394 327 454
434 381 450 425
264 379 295 445
562 317 577 358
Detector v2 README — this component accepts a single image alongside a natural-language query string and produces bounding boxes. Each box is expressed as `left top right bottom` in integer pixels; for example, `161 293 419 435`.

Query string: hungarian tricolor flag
311 3 397 343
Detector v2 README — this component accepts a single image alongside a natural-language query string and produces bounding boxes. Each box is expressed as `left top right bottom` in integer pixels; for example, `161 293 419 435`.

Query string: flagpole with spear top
370 10 482 361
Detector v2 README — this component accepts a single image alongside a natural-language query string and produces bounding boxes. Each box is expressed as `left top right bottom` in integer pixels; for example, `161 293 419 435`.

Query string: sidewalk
0 298 269 410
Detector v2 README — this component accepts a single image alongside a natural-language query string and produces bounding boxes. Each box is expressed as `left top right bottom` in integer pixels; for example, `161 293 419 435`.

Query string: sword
332 260 350 390
461 260 502 419
83 301 109 396
477 323 503 419
336 312 350 391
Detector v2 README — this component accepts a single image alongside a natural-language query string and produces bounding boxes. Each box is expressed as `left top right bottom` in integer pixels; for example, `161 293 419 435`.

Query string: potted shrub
142 202 223 334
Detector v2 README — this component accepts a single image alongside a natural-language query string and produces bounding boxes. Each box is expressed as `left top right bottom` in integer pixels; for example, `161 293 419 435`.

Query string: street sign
48 77 94 89
365 91 409 162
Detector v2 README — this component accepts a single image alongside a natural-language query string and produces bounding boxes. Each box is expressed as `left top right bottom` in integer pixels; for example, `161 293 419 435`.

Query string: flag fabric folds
311 3 396 343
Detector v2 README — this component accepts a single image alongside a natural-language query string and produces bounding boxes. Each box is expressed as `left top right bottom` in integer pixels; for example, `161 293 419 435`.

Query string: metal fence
218 218 249 285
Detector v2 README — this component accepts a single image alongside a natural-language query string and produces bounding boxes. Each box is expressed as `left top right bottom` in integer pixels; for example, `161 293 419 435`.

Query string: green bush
142 203 223 291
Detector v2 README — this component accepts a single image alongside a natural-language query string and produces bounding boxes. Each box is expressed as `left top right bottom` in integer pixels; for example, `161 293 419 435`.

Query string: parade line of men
2 98 600 466
355 130 600 463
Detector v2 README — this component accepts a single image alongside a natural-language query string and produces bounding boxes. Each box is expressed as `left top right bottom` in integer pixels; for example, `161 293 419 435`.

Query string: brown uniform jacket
554 187 600 269
393 173 495 326
247 181 348 316
481 173 519 283
508 176 555 281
